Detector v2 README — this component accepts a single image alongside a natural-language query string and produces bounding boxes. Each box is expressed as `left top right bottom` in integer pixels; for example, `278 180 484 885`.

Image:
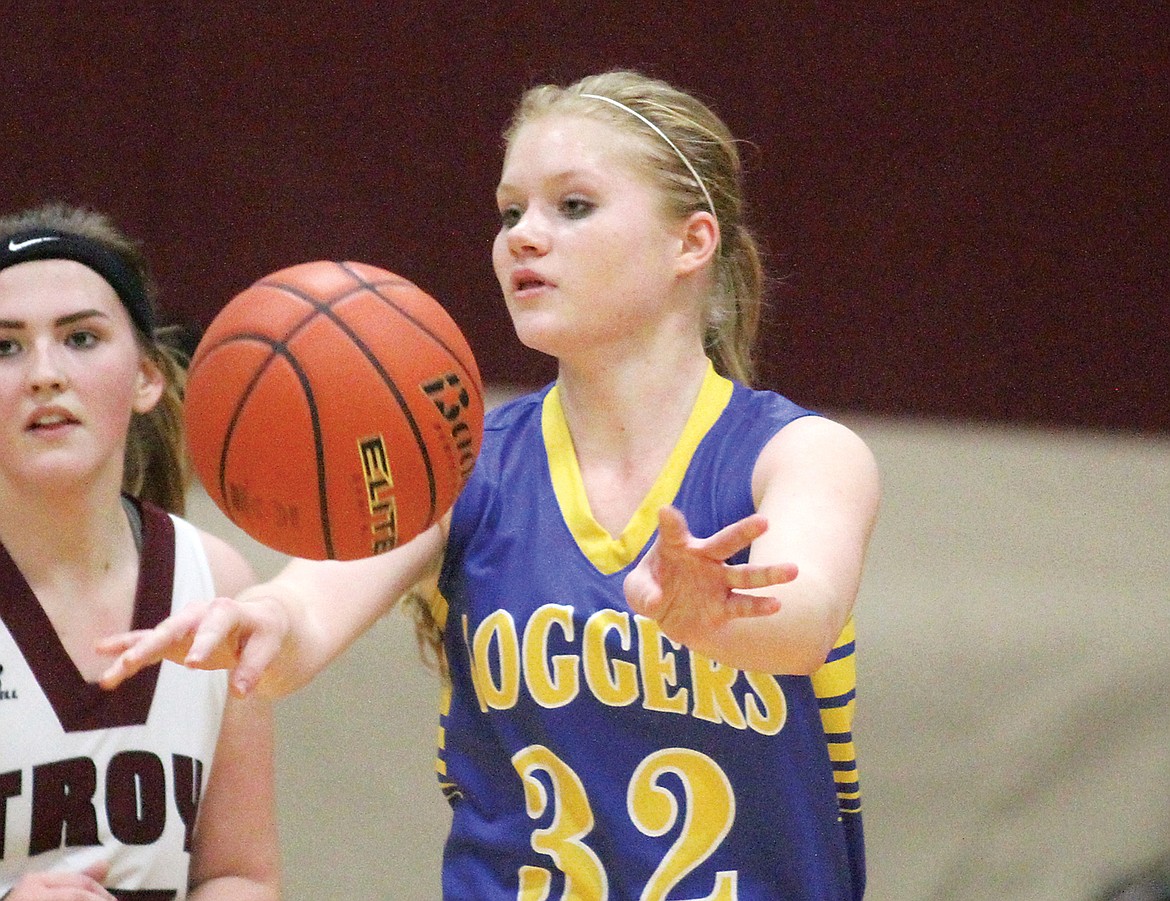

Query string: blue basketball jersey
435 364 865 900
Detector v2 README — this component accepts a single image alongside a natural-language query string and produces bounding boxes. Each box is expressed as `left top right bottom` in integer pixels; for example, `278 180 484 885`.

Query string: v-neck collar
542 362 734 575
0 499 175 732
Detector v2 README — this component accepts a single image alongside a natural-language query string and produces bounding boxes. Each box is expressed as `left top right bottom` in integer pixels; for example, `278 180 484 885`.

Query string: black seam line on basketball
263 283 439 523
259 268 478 413
260 272 440 523
207 333 335 559
336 262 486 413
254 266 410 347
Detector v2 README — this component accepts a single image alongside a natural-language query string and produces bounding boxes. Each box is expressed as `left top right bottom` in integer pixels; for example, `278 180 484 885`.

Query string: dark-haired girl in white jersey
0 204 280 901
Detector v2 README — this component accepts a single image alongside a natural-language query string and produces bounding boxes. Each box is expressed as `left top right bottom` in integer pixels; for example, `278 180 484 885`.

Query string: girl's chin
5 453 109 490
509 319 571 357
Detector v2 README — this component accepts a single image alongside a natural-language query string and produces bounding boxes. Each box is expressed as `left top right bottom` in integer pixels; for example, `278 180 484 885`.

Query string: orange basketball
184 260 484 560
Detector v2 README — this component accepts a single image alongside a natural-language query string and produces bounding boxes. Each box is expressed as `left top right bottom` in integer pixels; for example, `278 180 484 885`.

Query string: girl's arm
186 693 280 901
183 530 280 900
100 522 446 697
624 415 880 674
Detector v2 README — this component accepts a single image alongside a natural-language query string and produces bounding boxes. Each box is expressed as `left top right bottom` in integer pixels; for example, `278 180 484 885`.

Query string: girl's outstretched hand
97 594 291 698
623 505 798 650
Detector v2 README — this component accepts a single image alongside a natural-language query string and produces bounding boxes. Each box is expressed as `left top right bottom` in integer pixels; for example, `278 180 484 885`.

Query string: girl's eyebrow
0 309 110 330
497 167 597 195
56 309 109 326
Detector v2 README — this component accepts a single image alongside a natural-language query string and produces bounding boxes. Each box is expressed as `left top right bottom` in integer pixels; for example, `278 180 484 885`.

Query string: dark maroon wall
5 4 1166 432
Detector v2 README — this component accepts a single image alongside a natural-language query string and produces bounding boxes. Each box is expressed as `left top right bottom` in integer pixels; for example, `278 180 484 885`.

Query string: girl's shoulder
474 384 554 466
148 503 257 599
727 380 817 426
483 384 553 431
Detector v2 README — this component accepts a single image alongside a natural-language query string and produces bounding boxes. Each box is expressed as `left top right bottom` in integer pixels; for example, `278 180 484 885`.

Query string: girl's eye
499 205 523 228
560 198 594 219
65 330 99 349
0 338 20 357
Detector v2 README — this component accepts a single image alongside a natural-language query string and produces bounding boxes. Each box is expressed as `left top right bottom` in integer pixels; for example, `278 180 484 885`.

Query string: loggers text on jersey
458 603 789 735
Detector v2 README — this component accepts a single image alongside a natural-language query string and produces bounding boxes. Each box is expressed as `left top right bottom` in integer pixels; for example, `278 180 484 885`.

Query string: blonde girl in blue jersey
0 203 280 900
103 71 881 899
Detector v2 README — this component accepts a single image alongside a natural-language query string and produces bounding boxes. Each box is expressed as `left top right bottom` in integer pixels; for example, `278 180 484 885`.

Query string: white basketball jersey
0 501 228 901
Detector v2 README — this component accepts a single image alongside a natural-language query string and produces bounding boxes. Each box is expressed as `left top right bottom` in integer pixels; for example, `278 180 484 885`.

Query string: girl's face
492 113 699 362
0 259 163 491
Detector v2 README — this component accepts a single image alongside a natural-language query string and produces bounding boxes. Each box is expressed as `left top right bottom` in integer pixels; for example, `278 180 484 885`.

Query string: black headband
0 229 155 335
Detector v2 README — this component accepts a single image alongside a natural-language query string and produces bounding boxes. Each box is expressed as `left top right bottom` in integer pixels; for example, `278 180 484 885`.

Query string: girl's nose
506 209 550 256
25 342 67 394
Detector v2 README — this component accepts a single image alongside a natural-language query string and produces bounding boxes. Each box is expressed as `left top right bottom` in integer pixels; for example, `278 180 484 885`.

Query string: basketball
184 260 484 560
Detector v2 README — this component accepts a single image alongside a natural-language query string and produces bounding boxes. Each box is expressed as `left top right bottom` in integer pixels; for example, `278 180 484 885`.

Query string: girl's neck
0 480 142 683
0 477 135 585
555 344 710 466
554 343 712 539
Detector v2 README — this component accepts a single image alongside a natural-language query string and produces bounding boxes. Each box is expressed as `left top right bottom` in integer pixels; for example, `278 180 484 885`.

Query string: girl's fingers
655 505 691 546
657 506 768 561
725 591 782 618
697 513 770 560
94 630 152 655
98 608 206 688
230 626 287 697
726 561 798 590
99 597 290 696
184 598 247 665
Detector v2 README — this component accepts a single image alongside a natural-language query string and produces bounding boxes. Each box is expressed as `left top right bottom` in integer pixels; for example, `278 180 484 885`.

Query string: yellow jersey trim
542 362 734 575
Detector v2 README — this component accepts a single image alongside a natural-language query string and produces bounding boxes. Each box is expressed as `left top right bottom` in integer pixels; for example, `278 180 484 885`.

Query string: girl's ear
132 355 166 415
675 210 719 277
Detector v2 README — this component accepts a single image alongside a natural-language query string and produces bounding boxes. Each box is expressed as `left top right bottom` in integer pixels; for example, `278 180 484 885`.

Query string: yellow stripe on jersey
811 617 861 812
543 361 734 574
819 701 855 736
428 586 450 631
826 737 857 764
435 676 452 770
810 618 856 700
432 589 460 796
811 653 855 702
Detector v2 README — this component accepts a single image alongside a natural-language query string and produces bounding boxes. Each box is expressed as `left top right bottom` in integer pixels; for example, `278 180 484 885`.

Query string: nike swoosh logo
7 236 60 252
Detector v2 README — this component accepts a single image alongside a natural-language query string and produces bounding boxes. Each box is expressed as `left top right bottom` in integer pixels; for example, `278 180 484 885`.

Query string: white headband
580 93 718 230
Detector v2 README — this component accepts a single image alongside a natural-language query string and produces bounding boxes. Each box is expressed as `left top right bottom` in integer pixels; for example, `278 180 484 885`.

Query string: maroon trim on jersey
0 498 176 732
